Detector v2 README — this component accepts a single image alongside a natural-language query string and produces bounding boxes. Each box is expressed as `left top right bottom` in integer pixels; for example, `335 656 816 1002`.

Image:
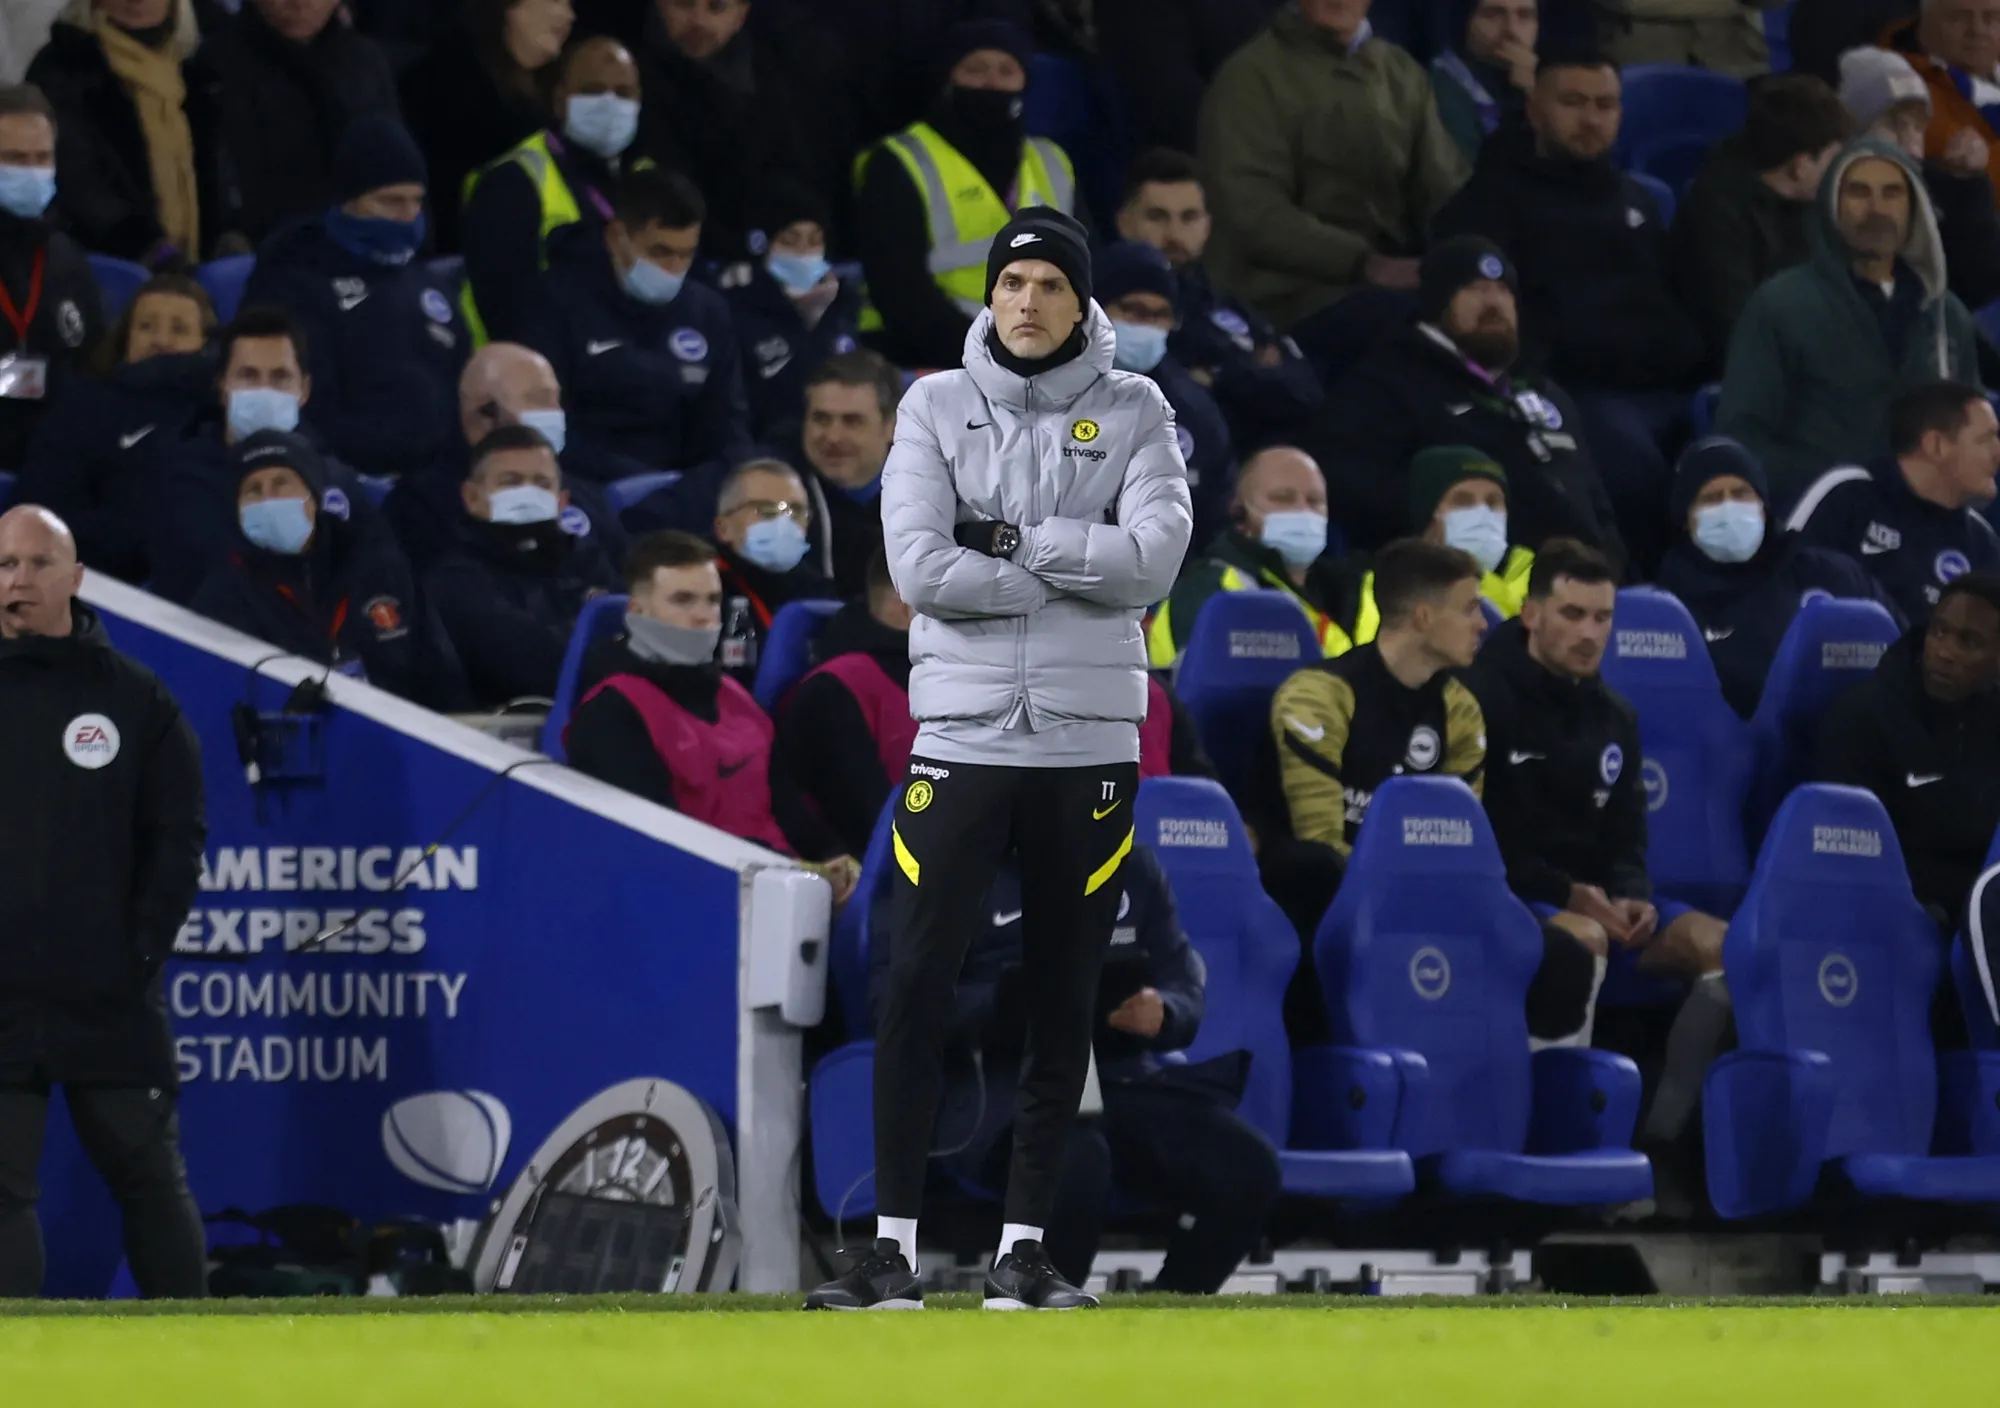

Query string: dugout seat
1617 65 1749 194
87 253 149 318
606 471 683 515
195 254 255 323
1704 786 2000 1217
828 798 899 1039
1173 590 1321 797
539 592 628 761
1315 777 1653 1206
753 599 842 712
1136 777 1416 1200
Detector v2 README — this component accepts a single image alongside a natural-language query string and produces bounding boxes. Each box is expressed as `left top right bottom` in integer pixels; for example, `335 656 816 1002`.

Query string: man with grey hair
0 503 209 1299
710 456 837 687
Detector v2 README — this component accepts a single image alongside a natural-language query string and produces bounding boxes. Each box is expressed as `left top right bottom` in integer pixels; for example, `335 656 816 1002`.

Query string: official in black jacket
792 350 896 598
867 844 1282 1295
424 425 620 709
1786 381 2000 626
1816 575 2000 925
0 88 106 472
1656 436 1891 718
0 503 207 1299
1307 236 1626 568
191 431 465 710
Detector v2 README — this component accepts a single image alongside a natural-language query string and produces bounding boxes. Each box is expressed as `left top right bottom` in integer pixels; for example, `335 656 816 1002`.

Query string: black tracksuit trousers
874 755 1139 1229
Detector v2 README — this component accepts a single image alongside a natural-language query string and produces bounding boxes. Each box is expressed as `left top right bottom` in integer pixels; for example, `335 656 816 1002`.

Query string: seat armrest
1936 1051 2000 1155
1291 1046 1402 1150
1702 1048 1832 1219
1527 1047 1642 1154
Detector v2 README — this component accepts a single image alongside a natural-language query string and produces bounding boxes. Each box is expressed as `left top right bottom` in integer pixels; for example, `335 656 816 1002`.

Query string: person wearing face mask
707 456 837 688
422 424 620 709
852 21 1078 372
190 430 466 710
461 35 646 349
0 85 104 473
723 179 862 446
17 271 215 583
1146 445 1346 668
240 115 468 480
522 166 753 497
1655 436 1887 718
1096 240 1235 547
563 527 858 883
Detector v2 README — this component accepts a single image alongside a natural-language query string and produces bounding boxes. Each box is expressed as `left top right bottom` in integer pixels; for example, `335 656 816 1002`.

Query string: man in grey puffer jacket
806 209 1193 1313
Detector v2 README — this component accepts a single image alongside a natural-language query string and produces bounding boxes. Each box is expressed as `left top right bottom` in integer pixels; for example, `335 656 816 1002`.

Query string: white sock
876 1216 917 1272
996 1223 1044 1264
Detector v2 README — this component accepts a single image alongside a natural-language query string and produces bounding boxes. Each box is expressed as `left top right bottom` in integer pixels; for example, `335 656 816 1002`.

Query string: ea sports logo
1818 953 1858 1008
63 713 120 770
1409 946 1451 1000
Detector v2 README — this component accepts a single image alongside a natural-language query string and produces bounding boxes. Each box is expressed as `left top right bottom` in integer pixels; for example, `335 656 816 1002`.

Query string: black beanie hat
331 115 429 205
985 207 1093 309
234 429 327 502
1670 436 1770 527
1094 240 1177 312
749 177 829 254
936 20 1034 82
1418 235 1517 325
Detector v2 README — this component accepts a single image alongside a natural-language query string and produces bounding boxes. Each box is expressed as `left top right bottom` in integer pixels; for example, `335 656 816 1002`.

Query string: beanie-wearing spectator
1674 75 1852 367
1786 379 2000 624
1843 44 2000 311
192 429 466 709
1655 436 1887 717
1432 0 1539 164
522 167 752 505
1403 444 1536 618
1115 147 1321 458
794 350 895 598
1096 240 1236 545
1198 0 1467 383
724 178 862 446
1880 0 2000 206
206 0 400 245
853 20 1077 371
0 84 104 471
424 425 620 709
635 0 854 264
26 0 233 264
401 0 573 254
1595 0 1786 76
461 35 645 348
17 270 214 582
709 456 838 688
1308 236 1627 567
1434 42 1705 575
564 527 858 892
1718 138 1980 506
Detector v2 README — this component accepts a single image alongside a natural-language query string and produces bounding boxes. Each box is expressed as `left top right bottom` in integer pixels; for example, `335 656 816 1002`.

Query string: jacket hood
961 300 1116 412
0 601 111 661
1811 137 1946 301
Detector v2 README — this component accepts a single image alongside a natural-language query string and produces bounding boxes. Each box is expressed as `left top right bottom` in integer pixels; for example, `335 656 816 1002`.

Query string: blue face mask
1111 320 1170 374
1693 499 1766 564
1441 504 1509 574
325 208 426 267
0 164 56 219
516 407 567 456
741 516 809 574
1260 510 1328 569
563 93 640 159
228 387 301 439
241 496 314 555
767 252 831 295
487 484 560 525
621 255 686 306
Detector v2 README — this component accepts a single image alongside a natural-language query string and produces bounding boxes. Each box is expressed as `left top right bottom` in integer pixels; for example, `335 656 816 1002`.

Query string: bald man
1147 446 1350 666
0 505 209 1299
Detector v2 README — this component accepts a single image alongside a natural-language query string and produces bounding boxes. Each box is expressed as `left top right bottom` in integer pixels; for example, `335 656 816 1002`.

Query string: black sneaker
983 1240 1098 1310
803 1239 924 1310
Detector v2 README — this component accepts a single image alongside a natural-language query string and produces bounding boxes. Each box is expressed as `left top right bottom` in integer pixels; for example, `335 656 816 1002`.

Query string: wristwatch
991 523 1021 559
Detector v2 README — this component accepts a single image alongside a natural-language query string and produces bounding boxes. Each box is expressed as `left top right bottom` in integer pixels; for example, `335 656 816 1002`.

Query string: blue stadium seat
0 471 15 513
1617 65 1749 194
1978 299 2000 350
1765 3 1794 72
752 599 842 712
829 798 898 1038
808 1040 878 1221
1137 777 1417 1201
1954 845 2000 1051
195 254 255 323
606 471 682 514
1745 598 1901 842
539 592 628 761
1705 785 2000 1216
1690 382 1721 438
356 475 394 507
1316 776 1654 1206
1173 590 1320 797
87 254 150 319
1629 170 1676 227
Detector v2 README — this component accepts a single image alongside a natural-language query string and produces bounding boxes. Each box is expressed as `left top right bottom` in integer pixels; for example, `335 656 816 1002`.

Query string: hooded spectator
1720 137 1982 505
1654 436 1888 716
17 270 215 582
793 349 895 597
460 34 645 347
1431 0 1539 163
190 429 465 708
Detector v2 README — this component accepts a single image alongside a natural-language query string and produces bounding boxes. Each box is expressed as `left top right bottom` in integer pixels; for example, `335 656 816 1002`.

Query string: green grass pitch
2 1296 1996 1406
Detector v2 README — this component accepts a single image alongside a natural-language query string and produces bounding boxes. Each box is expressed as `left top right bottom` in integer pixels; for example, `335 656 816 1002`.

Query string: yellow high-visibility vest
1145 564 1354 669
1349 547 1536 647
459 132 583 347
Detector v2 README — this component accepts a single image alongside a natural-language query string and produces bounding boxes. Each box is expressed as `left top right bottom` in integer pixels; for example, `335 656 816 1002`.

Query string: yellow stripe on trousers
1084 828 1135 896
